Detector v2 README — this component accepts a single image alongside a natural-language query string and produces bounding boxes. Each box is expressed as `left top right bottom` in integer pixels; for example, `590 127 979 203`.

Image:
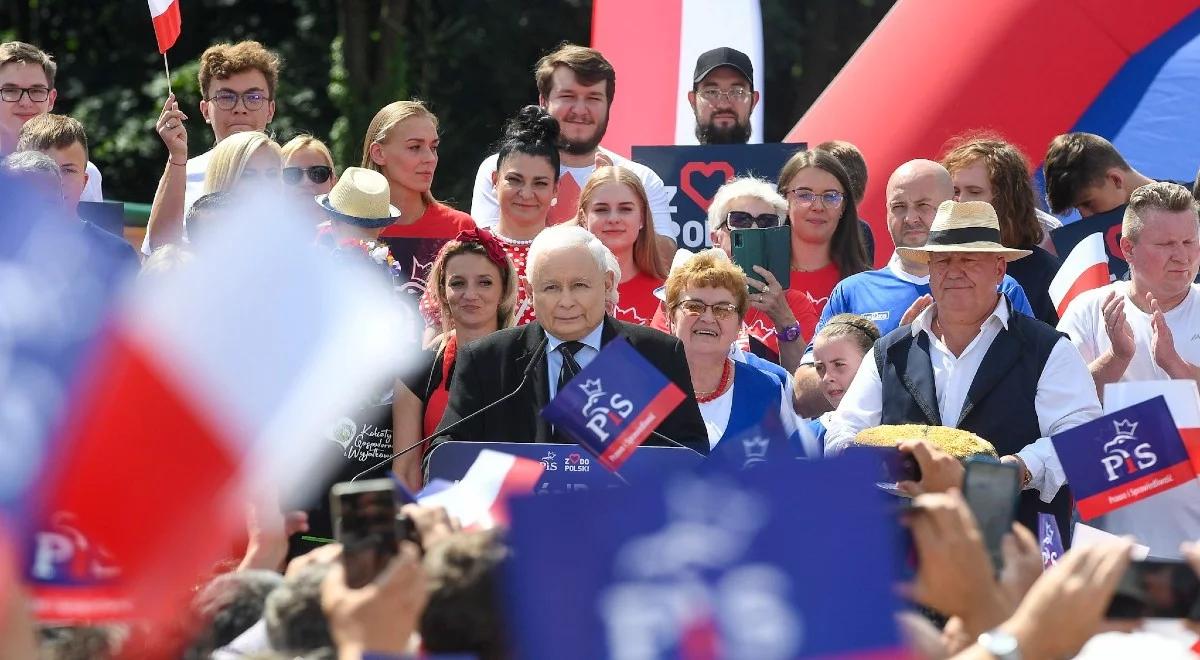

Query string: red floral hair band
455 228 510 273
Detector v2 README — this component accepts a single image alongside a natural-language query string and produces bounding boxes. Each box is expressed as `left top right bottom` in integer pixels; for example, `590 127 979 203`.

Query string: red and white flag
147 0 182 54
1048 231 1110 318
418 450 545 530
30 199 415 624
592 0 763 156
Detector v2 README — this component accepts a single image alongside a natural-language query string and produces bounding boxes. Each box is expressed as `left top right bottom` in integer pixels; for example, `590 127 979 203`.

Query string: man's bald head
886 159 953 251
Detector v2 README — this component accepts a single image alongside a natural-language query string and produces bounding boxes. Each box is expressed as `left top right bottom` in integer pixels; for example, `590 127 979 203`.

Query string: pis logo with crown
741 435 770 469
1100 419 1158 482
578 378 635 443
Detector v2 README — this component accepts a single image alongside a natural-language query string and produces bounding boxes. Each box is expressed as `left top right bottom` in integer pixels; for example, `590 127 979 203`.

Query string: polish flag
147 0 182 54
1048 232 1110 318
418 450 545 530
29 199 416 624
592 0 764 157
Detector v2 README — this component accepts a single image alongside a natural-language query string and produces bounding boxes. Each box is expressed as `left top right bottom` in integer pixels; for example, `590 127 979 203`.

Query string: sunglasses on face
239 168 280 181
283 165 333 185
674 299 740 321
724 211 781 229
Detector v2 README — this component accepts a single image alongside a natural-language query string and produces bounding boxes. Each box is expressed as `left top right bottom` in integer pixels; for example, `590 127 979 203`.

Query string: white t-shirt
81 161 103 202
469 145 677 239
1057 281 1200 556
141 148 213 255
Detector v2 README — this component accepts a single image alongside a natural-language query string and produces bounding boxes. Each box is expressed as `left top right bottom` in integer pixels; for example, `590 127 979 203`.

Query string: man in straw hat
317 166 401 243
826 199 1102 540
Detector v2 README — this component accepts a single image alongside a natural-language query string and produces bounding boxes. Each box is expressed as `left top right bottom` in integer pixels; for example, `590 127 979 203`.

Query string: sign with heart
632 143 805 250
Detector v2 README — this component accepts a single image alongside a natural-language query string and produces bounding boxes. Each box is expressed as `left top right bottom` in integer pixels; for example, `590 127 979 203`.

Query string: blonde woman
282 134 336 228
575 166 668 325
361 101 476 323
202 130 282 195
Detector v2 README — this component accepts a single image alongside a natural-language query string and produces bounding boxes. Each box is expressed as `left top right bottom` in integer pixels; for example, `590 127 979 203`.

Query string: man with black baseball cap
688 47 759 145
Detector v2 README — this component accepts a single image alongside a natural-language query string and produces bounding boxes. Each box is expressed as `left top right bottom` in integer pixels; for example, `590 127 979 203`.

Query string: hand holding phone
730 226 791 291
331 479 403 588
962 459 1021 573
1106 559 1200 620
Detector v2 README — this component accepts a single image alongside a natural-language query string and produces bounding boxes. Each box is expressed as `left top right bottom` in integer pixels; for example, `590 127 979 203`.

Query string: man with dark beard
688 47 759 145
470 43 677 261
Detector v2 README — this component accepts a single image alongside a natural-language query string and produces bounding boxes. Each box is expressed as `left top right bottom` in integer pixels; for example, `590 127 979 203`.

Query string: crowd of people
4 31 1200 659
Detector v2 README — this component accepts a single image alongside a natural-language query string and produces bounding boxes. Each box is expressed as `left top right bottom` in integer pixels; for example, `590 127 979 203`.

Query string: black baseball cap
693 47 754 86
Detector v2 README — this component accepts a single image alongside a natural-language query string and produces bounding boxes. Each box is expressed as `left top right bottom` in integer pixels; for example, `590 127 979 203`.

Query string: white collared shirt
546 322 605 400
826 296 1102 502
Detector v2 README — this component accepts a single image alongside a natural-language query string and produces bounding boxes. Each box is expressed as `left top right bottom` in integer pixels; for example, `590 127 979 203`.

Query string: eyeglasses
787 189 845 208
0 86 50 103
238 167 280 181
207 90 271 111
724 211 780 230
697 88 751 104
283 165 333 185
674 299 740 320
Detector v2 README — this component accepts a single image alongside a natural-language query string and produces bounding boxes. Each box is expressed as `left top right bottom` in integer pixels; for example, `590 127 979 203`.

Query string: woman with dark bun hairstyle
489 105 562 324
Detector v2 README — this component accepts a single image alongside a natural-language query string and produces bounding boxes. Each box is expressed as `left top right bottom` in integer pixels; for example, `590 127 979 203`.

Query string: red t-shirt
496 237 536 325
614 271 664 326
378 202 476 305
790 264 842 313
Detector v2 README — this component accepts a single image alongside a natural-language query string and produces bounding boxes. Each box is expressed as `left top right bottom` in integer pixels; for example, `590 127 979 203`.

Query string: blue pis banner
1038 513 1064 571
631 143 804 250
505 457 905 660
541 338 685 472
1051 396 1196 520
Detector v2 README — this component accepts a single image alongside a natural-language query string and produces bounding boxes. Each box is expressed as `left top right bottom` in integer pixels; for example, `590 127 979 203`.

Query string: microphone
651 429 705 456
351 336 549 481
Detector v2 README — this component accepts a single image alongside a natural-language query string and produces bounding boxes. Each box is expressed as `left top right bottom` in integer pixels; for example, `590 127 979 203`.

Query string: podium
427 441 703 495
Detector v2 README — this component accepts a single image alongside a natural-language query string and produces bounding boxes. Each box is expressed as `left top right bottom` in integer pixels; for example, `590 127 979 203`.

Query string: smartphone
730 226 791 290
844 445 921 483
962 459 1021 573
330 479 401 588
1107 559 1200 620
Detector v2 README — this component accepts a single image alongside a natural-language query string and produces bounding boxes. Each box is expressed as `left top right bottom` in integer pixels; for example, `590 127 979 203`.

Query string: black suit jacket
433 316 709 455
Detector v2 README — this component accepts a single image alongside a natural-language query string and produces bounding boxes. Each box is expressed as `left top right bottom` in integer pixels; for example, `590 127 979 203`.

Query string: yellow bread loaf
852 424 998 459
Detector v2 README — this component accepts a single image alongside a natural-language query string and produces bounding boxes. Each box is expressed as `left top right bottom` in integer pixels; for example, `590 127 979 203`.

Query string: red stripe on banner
591 0 684 157
599 383 686 471
785 0 1198 268
34 328 240 624
486 456 545 527
1076 461 1196 520
152 0 182 54
1055 262 1110 317
1183 427 1200 476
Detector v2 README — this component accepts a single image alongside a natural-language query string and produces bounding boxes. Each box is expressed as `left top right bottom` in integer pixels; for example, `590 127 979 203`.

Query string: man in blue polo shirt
794 160 1033 416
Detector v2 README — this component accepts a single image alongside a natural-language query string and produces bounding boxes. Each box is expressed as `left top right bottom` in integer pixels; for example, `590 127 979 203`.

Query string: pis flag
1105 379 1200 480
541 338 685 472
1038 513 1065 571
630 143 803 250
505 457 905 659
1051 396 1195 520
147 0 181 53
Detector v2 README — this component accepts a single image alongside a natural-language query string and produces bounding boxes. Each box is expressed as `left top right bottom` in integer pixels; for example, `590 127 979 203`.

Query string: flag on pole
147 0 182 54
1048 231 1110 318
27 197 416 624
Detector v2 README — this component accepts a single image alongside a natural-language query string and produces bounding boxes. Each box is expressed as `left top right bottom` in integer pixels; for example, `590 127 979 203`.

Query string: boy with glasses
144 41 281 252
0 41 104 202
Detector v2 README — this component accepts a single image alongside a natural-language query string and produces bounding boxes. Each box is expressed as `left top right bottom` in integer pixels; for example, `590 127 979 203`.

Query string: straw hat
315 167 400 229
895 200 1031 263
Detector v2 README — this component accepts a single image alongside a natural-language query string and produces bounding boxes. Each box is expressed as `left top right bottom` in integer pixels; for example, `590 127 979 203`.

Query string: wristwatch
776 322 802 343
978 629 1022 660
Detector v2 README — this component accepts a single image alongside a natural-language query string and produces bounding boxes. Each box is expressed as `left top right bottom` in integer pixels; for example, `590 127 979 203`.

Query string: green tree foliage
2 0 891 209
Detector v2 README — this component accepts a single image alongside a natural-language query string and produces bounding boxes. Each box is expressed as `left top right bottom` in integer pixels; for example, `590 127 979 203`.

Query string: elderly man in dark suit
434 225 708 453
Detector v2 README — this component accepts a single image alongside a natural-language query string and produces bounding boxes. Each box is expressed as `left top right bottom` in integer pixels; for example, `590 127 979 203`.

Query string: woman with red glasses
775 149 872 311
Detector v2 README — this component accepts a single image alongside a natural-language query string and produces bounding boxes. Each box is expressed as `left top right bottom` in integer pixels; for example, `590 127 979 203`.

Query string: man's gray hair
603 249 621 305
706 177 787 233
526 224 610 281
264 561 333 653
1 149 61 182
187 569 283 658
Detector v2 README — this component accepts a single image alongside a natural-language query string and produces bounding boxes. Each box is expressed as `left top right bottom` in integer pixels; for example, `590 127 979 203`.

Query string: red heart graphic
679 161 735 211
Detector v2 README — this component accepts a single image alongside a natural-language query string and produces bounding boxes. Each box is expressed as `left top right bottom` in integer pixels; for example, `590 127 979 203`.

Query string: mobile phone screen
331 479 399 588
963 460 1020 573
1107 560 1200 619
